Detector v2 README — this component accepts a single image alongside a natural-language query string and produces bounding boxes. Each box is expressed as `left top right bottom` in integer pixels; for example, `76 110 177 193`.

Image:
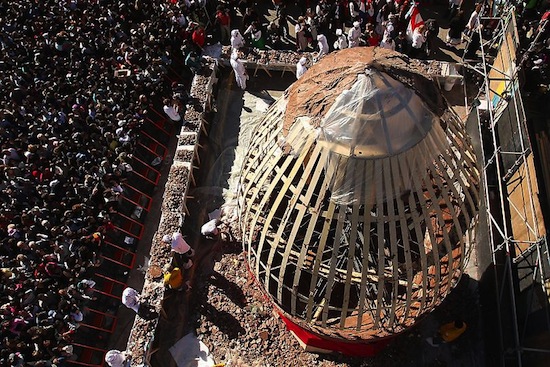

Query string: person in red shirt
366 30 380 46
191 23 206 49
215 6 231 45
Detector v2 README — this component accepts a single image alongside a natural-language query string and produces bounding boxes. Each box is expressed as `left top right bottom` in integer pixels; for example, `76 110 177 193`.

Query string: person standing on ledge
105 350 131 367
296 57 308 79
121 287 158 320
230 49 248 90
163 231 195 269
230 29 245 51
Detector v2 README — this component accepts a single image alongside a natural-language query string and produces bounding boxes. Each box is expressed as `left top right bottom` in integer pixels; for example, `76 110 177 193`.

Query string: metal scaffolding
463 7 550 366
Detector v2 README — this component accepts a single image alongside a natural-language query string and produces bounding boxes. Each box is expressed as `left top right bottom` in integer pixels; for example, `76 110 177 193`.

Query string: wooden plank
374 158 386 328
506 154 546 249
418 136 455 299
398 151 429 315
383 157 400 327
425 129 471 274
261 143 312 294
268 136 317 303
306 200 336 322
286 145 328 314
405 141 441 310
357 160 376 330
315 262 412 287
319 203 347 326
249 151 297 279
339 198 362 329
390 155 414 324
437 118 480 211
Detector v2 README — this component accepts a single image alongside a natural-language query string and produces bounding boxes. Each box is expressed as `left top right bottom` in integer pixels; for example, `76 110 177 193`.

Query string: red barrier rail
114 212 144 240
102 241 136 269
129 168 158 187
130 154 161 186
138 130 168 159
121 183 153 212
92 272 128 301
81 307 117 333
67 343 107 367
146 116 172 137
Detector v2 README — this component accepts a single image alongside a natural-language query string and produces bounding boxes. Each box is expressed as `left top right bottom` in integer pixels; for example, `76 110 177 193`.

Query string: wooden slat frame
237 69 481 341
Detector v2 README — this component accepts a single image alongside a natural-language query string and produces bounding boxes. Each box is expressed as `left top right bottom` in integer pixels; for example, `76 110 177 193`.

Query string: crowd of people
0 0 217 365
1 0 548 366
226 0 445 59
518 3 550 95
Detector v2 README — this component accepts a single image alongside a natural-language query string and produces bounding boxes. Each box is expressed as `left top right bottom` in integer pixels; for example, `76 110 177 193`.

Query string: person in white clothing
201 218 221 239
105 350 130 367
333 28 348 50
296 57 308 79
411 25 426 58
122 287 140 313
348 21 362 48
162 98 181 122
230 29 245 50
163 232 195 269
380 34 395 50
316 34 329 60
230 50 248 90
466 3 482 33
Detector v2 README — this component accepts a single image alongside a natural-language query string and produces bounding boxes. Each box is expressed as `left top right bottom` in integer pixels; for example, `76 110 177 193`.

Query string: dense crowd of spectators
517 2 550 95
0 1 215 365
231 0 442 59
1 0 548 366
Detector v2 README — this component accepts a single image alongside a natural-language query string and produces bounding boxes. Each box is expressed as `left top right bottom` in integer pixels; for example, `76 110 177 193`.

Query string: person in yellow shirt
164 266 183 289
163 264 191 292
426 320 467 346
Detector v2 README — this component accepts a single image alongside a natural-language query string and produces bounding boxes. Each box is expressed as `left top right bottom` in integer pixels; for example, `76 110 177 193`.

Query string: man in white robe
348 21 362 47
316 34 329 60
230 50 248 90
296 57 308 79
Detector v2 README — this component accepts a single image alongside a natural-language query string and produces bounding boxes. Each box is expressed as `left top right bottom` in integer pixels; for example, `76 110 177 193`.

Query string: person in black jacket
447 10 466 47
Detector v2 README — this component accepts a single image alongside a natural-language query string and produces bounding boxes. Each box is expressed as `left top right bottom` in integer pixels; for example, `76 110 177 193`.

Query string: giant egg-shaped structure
238 48 480 343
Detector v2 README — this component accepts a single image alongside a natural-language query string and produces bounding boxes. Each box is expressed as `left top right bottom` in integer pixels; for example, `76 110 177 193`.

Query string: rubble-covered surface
125 61 218 366
170 239 481 367
178 132 198 146
284 47 446 133
193 242 384 367
161 164 190 213
175 147 195 162
221 46 314 66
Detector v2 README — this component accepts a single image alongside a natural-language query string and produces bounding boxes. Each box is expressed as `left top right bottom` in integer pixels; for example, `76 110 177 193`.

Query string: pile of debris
221 46 309 66
125 61 218 365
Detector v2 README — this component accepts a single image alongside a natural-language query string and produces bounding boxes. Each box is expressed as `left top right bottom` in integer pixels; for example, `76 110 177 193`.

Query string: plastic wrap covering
319 70 436 157
316 70 439 204
282 116 319 156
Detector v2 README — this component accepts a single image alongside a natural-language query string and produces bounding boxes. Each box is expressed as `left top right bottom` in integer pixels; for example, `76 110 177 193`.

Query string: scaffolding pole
466 7 550 366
